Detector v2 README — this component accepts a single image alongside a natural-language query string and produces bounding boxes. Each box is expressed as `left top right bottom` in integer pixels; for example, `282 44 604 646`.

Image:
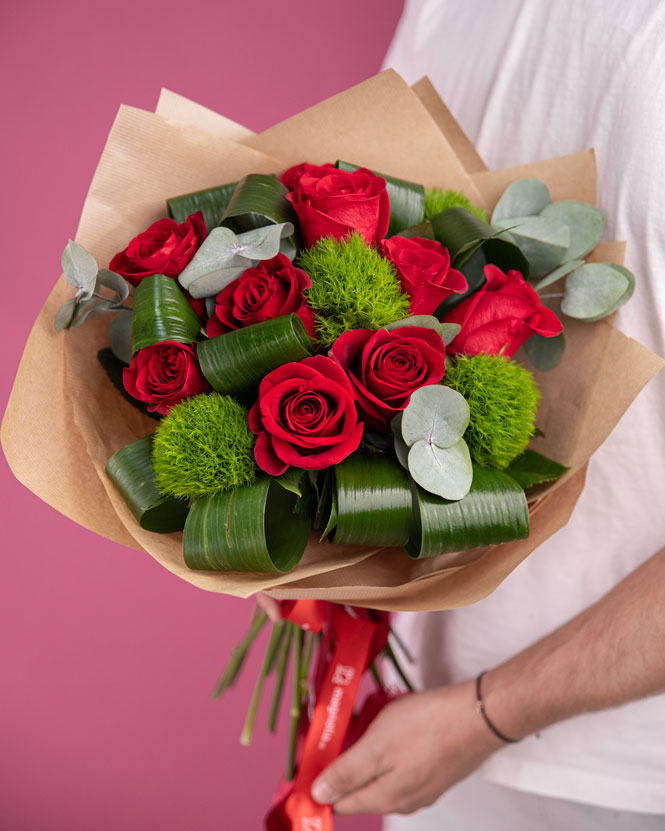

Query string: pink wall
0 2 404 828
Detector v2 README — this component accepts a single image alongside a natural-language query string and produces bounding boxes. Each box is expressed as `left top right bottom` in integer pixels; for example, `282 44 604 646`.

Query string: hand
311 680 503 815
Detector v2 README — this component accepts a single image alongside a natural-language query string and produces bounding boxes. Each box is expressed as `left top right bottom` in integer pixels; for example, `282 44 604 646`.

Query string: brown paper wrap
2 71 663 611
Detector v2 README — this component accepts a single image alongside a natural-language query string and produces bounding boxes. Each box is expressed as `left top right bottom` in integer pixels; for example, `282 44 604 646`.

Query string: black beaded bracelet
475 671 520 744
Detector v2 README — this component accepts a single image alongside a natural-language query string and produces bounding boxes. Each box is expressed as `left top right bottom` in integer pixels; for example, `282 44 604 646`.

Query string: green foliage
443 354 540 469
425 188 488 223
153 393 257 498
297 232 410 346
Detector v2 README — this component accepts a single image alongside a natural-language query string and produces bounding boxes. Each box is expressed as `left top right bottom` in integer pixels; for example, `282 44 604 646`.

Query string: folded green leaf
505 449 568 489
132 273 202 353
491 179 552 224
561 263 634 321
178 223 295 299
324 454 412 547
198 313 314 400
395 221 435 240
167 182 238 232
406 466 530 558
523 331 566 371
221 174 296 235
539 201 605 260
336 160 426 237
183 478 310 572
106 436 189 533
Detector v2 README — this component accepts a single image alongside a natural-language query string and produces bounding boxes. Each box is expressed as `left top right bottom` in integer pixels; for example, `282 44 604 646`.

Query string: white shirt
383 0 665 815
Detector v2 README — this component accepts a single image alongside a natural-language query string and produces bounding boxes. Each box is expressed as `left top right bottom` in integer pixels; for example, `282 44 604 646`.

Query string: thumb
311 734 383 806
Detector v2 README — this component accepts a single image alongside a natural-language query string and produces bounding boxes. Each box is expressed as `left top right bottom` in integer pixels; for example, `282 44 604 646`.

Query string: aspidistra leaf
132 273 202 353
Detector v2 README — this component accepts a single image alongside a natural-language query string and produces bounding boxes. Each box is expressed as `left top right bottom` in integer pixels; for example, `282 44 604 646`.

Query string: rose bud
286 164 390 248
123 341 210 416
380 236 467 315
206 254 315 338
329 326 446 431
248 356 363 475
443 264 563 358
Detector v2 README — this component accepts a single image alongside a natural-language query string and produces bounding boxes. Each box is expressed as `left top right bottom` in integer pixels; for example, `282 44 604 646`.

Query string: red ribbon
267 602 387 831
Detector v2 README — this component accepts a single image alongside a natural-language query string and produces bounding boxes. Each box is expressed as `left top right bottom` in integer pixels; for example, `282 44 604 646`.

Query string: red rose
443 264 563 358
123 341 210 416
285 164 390 248
380 236 468 315
206 253 315 338
248 356 363 475
330 326 446 431
109 212 207 287
280 162 335 192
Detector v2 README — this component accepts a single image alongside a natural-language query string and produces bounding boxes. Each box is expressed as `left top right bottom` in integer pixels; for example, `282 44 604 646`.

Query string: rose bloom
109 212 207 287
123 341 210 416
443 264 563 358
330 326 447 431
248 355 363 475
380 236 468 315
283 162 390 248
206 254 315 338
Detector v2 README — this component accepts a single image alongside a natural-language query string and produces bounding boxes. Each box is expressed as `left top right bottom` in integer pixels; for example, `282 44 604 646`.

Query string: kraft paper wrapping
2 71 663 611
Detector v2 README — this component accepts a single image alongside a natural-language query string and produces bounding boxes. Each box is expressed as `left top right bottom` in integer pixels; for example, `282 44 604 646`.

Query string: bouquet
3 72 662 830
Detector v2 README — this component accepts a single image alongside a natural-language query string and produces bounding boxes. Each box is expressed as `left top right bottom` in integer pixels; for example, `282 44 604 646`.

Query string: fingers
255 592 282 623
311 734 388 806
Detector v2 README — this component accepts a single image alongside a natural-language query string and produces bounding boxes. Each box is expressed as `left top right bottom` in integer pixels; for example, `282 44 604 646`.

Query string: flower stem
240 623 283 746
212 610 268 699
269 623 294 733
370 662 383 687
383 641 416 693
389 625 415 664
287 626 304 781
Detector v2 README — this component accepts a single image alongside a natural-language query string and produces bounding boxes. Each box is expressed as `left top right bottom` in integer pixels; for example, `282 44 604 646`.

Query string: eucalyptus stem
389 625 415 664
240 623 284 746
287 626 304 781
383 641 416 693
269 623 294 733
212 610 268 699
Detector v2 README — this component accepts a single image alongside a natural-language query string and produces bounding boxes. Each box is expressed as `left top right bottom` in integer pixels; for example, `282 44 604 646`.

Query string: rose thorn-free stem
287 626 304 781
240 623 283 746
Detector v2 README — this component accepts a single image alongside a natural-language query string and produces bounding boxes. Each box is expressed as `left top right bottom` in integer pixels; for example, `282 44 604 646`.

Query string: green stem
383 641 416 693
240 623 283 746
287 627 304 781
212 610 268 699
269 623 294 733
389 625 415 664
370 662 383 687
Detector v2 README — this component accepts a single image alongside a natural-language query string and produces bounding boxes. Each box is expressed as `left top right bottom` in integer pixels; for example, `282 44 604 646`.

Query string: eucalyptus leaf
523 331 566 371
71 297 116 327
492 215 570 278
54 297 79 332
539 201 606 260
407 437 473 501
384 315 445 343
178 223 295 299
97 269 130 304
61 239 98 299
561 263 633 321
534 259 584 291
491 179 552 223
109 309 134 365
394 435 410 469
406 466 530 558
505 449 568 489
440 323 462 346
400 385 470 449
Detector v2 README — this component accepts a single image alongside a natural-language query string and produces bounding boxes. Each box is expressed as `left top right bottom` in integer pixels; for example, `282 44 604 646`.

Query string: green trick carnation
297 231 410 347
152 392 257 498
425 188 488 223
443 353 540 468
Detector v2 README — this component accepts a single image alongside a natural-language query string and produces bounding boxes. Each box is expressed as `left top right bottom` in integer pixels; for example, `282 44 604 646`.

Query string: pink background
0 2 404 828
